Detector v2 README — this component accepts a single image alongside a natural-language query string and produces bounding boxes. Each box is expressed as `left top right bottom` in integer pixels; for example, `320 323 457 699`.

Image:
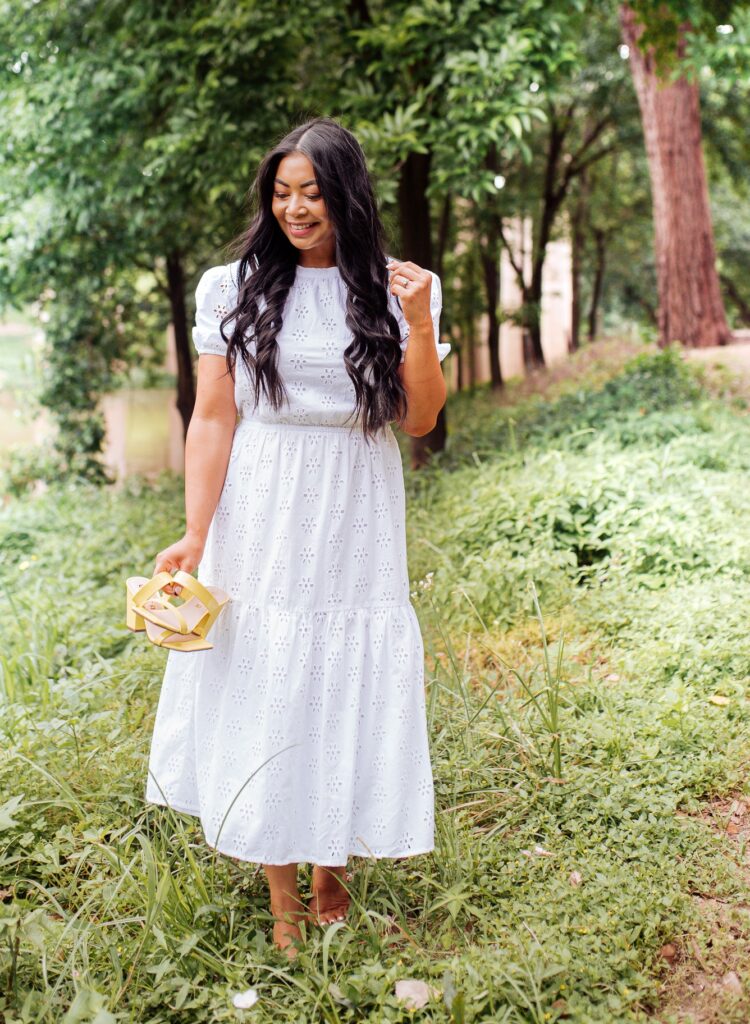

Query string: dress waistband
234 417 392 438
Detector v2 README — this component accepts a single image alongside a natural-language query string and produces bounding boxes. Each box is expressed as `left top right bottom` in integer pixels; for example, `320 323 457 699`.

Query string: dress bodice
192 259 450 429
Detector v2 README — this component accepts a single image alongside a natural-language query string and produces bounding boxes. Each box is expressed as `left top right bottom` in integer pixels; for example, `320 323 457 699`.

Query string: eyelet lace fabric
145 260 451 865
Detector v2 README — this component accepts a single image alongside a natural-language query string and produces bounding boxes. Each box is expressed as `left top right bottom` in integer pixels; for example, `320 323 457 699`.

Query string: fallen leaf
0 795 23 832
708 695 730 706
569 871 583 887
328 983 353 1007
726 822 741 836
394 980 440 1010
721 971 742 995
231 988 259 1010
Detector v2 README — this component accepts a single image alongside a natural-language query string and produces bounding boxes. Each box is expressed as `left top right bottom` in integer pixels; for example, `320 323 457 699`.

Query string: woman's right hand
153 534 205 596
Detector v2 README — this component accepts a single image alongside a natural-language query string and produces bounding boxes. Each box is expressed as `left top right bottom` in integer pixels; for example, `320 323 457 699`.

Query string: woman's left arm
389 259 448 437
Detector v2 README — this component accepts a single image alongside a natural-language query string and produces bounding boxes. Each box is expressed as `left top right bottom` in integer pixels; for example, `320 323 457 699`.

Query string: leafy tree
697 9 750 326
0 0 303 472
330 0 585 455
493 8 639 367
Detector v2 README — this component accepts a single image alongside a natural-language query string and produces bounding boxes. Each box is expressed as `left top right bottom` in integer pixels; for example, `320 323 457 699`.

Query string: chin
287 234 315 249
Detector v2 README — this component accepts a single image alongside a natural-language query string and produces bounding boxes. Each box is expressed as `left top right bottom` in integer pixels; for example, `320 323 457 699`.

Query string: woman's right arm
153 354 237 585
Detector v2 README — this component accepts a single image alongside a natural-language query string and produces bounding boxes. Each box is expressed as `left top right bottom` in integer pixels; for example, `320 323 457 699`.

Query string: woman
145 115 451 957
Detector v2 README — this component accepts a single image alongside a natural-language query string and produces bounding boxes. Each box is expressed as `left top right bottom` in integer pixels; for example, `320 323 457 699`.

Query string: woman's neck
297 240 337 269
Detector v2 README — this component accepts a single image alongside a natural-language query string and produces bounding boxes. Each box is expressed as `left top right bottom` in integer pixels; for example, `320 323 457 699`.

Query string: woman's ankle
270 890 306 919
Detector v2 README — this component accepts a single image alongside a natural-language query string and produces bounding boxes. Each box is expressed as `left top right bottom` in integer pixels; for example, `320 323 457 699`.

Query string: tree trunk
478 147 503 386
522 280 545 368
587 228 607 342
466 316 477 389
435 192 452 280
570 173 589 351
398 150 433 269
479 216 503 389
166 250 196 438
397 149 447 467
620 5 731 347
482 250 502 388
521 118 567 369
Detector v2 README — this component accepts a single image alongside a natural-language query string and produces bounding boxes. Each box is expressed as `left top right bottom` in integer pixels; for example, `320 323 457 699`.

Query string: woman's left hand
387 259 432 330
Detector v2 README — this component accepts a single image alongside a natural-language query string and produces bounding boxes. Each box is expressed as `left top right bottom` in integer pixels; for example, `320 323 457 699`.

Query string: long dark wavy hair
218 116 409 440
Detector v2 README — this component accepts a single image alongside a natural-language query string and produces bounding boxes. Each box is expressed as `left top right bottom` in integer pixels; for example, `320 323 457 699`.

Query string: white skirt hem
145 794 435 865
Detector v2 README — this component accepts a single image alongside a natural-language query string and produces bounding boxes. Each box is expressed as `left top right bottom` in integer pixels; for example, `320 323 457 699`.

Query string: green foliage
625 0 737 75
333 0 590 203
0 0 309 466
2 351 750 1020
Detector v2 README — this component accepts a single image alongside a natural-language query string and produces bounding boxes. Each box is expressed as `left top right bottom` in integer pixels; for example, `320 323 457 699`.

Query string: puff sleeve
191 264 238 356
389 270 451 365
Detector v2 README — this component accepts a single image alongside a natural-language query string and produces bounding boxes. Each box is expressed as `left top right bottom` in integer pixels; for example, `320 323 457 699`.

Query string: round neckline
295 263 341 279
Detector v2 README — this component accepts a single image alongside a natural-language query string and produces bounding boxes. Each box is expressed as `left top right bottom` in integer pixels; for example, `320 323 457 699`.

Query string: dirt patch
475 336 650 409
653 796 750 1023
685 343 750 404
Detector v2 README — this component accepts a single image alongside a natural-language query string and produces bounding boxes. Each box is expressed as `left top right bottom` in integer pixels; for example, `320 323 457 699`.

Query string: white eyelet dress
145 260 451 865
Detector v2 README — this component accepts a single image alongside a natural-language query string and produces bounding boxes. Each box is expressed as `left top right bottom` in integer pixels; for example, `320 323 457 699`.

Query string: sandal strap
142 593 189 634
132 572 191 634
172 570 221 616
131 572 175 607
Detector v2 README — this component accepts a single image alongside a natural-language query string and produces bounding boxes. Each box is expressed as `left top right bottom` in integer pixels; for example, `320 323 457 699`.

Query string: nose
287 195 307 218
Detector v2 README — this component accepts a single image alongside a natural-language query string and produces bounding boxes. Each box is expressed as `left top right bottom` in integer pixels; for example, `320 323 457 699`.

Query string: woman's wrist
406 316 434 334
184 527 207 548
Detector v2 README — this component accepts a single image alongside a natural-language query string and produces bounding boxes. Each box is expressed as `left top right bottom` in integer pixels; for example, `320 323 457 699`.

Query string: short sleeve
390 270 451 365
191 263 238 356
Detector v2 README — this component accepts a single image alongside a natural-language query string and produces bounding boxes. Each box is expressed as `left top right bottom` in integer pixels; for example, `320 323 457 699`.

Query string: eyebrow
274 177 318 188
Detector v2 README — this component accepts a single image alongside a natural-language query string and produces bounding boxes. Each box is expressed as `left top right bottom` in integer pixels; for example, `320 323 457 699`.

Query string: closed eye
275 193 322 201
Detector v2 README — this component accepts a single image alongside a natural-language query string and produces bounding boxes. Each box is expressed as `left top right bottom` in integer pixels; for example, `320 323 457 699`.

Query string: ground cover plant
2 344 750 1022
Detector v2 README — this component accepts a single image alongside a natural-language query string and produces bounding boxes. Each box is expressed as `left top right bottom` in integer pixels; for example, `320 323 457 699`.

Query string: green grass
2 346 750 1022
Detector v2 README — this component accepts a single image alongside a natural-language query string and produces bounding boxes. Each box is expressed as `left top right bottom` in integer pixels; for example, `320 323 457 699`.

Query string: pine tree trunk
620 5 731 347
166 250 196 438
397 149 447 467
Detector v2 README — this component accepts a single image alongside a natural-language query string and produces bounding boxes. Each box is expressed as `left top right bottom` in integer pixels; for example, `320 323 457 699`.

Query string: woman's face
272 152 336 261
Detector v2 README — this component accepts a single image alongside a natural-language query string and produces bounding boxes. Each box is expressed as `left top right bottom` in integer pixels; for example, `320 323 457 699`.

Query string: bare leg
310 863 351 924
263 863 307 957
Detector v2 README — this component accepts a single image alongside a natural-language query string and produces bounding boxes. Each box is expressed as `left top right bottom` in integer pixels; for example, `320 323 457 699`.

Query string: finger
389 266 426 290
390 260 421 276
390 272 427 295
389 263 416 279
154 560 179 594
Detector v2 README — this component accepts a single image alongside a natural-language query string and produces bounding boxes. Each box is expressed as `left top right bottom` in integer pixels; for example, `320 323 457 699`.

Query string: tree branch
497 219 526 287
